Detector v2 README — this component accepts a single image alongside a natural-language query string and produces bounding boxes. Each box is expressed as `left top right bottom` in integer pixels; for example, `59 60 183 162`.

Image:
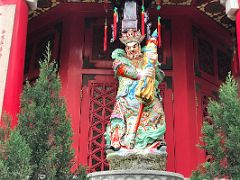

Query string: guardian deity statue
104 0 167 170
105 29 166 153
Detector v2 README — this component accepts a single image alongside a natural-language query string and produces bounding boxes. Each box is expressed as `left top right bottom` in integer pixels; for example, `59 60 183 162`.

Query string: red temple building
0 0 239 178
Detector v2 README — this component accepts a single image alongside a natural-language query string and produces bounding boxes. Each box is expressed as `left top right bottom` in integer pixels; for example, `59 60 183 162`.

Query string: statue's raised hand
137 68 155 79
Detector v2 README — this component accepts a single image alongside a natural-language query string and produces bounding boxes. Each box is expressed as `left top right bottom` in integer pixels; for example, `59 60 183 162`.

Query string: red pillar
233 10 240 90
58 12 84 171
0 0 29 127
172 17 198 177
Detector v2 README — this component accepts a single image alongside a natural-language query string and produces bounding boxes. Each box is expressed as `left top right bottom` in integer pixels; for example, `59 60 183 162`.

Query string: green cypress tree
18 43 85 179
0 115 32 180
191 74 240 179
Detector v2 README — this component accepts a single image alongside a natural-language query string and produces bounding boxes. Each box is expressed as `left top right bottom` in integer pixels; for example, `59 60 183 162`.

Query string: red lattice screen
198 38 214 76
201 94 209 120
201 93 214 162
87 82 117 172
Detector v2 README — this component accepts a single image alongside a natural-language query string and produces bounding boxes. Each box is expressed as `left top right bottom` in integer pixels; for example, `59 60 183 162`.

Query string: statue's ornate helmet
120 29 145 45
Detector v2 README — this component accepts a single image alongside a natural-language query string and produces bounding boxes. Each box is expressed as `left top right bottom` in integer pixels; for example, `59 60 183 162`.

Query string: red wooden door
159 79 175 172
195 79 219 164
78 17 117 172
193 29 232 165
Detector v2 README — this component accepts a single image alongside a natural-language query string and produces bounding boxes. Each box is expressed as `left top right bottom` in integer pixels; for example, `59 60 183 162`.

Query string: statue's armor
105 48 166 151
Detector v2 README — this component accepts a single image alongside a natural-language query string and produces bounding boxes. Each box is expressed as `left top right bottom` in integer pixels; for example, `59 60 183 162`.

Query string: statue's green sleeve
112 49 139 80
156 61 165 83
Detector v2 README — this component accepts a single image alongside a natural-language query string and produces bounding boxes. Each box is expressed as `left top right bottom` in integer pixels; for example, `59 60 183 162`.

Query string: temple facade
0 0 238 177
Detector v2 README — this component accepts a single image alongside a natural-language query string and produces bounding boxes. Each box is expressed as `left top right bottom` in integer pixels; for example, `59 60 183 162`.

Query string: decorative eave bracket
26 0 38 11
220 0 239 20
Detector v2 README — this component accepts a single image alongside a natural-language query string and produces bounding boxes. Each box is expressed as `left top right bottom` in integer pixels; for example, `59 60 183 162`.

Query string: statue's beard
127 51 141 59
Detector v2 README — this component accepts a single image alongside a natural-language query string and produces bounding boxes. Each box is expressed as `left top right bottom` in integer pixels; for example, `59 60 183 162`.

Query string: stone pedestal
88 170 184 180
107 153 167 170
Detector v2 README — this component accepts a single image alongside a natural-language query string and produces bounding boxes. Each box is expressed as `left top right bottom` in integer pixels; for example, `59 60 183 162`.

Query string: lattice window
217 49 231 81
201 95 209 120
84 17 121 62
25 23 62 79
88 82 117 172
92 24 121 61
198 38 214 76
201 93 214 162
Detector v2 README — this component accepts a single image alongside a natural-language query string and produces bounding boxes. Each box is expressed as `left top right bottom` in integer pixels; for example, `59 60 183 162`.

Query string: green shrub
191 74 240 179
18 43 87 179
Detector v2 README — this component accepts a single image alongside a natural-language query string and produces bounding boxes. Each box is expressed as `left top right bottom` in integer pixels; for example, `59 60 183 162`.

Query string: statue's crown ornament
120 29 145 45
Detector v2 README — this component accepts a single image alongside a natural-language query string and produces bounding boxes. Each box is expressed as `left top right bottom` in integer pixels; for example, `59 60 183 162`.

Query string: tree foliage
0 115 32 180
17 43 87 179
191 74 240 179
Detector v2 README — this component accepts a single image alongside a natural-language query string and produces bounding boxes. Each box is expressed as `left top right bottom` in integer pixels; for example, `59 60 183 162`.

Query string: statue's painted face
125 41 141 59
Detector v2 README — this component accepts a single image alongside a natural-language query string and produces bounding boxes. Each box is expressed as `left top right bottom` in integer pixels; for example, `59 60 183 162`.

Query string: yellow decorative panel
29 0 60 20
197 0 234 30
162 0 192 6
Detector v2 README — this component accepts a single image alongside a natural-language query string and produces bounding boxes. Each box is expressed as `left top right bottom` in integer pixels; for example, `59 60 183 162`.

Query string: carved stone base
88 170 184 180
107 153 167 171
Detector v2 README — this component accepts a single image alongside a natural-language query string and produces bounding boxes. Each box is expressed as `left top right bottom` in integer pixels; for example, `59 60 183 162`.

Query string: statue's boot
110 128 121 151
157 140 167 152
